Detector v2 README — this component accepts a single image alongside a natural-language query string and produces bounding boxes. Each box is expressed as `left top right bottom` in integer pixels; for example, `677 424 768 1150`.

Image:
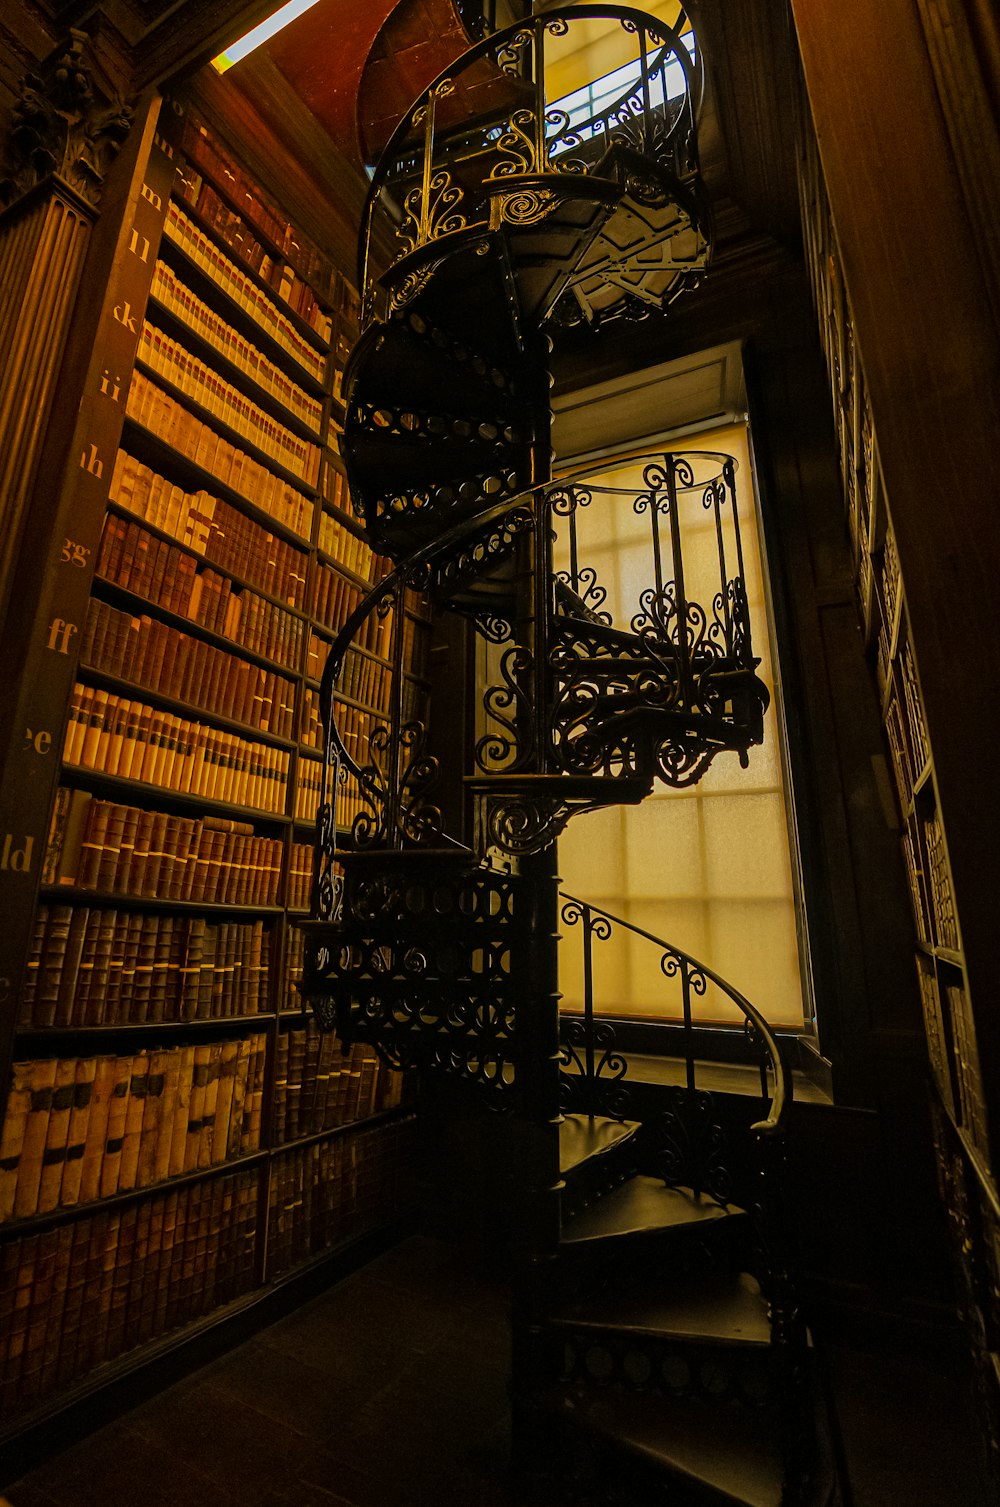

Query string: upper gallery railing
358 5 701 323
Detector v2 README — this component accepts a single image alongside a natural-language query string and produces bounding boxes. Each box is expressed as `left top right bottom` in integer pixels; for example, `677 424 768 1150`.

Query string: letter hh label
79 443 104 478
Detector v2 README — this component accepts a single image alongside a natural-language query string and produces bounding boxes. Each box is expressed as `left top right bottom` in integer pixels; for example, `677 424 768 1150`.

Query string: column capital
1 28 133 212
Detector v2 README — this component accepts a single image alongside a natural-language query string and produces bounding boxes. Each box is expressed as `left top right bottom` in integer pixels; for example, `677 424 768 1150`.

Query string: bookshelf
0 94 423 1440
798 113 1000 1418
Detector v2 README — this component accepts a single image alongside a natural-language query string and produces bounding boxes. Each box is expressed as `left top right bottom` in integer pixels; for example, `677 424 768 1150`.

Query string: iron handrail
357 4 699 306
558 889 791 1134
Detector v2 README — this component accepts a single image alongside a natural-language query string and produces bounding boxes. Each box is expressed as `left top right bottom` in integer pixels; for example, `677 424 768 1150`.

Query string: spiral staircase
302 6 839 1502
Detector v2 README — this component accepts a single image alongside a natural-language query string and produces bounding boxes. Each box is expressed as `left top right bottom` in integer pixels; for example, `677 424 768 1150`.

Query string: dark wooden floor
3 1236 990 1507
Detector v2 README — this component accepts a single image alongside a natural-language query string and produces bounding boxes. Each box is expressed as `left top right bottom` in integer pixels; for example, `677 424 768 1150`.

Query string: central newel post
507 331 565 1462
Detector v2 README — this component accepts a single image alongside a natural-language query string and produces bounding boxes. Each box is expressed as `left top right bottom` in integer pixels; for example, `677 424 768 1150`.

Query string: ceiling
23 0 805 375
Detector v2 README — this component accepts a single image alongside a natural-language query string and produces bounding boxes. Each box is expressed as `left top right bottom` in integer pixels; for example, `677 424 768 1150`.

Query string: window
555 419 811 1033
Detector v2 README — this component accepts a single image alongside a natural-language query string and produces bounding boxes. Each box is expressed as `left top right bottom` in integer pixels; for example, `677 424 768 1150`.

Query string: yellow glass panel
544 1 686 101
622 798 705 899
702 792 795 899
557 422 808 1030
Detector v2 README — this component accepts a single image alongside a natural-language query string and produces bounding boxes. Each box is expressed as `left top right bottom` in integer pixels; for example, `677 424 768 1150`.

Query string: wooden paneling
790 0 1000 1104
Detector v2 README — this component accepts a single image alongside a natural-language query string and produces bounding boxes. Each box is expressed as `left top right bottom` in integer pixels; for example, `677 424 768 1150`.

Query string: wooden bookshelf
798 98 999 1308
0 92 421 1443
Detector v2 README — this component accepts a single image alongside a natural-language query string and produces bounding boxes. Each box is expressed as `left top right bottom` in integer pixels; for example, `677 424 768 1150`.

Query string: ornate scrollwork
304 860 521 1108
489 108 539 177
482 795 582 855
656 1087 735 1206
495 188 557 226
389 264 437 311
473 612 514 646
476 644 535 773
491 26 533 78
314 798 338 921
397 721 444 843
399 169 467 254
352 723 391 847
554 567 610 623
1 30 133 209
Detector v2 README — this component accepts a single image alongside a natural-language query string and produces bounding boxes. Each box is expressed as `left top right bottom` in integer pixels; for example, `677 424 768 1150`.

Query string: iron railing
358 5 703 324
312 451 767 899
558 891 791 1134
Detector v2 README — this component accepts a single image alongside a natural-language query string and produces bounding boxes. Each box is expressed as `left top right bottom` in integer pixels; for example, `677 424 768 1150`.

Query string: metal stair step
561 1174 744 1246
559 1114 640 1177
550 1269 771 1348
561 1386 786 1507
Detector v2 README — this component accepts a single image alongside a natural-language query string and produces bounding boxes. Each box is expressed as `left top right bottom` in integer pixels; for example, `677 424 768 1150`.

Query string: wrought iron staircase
301 6 838 1502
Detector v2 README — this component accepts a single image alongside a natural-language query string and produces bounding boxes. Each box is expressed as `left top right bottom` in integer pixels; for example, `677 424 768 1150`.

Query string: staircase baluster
711 461 734 657
680 952 697 1094
532 16 545 173
580 901 596 1112
638 24 653 160
666 453 694 709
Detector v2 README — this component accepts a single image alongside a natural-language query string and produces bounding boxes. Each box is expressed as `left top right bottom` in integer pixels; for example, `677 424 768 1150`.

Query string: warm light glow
212 0 323 72
556 423 810 1030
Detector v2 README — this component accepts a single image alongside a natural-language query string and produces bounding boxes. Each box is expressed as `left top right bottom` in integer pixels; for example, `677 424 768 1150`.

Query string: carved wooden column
0 29 133 638
0 30 156 1092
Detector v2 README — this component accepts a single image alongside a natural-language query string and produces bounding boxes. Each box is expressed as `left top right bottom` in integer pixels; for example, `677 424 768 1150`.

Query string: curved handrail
559 889 792 1135
319 486 541 774
358 4 699 304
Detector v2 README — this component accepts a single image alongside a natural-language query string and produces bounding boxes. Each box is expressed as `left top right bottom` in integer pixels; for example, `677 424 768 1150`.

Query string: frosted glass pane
625 898 710 967
702 792 794 898
707 900 805 1028
621 797 704 898
553 420 808 1032
559 806 627 900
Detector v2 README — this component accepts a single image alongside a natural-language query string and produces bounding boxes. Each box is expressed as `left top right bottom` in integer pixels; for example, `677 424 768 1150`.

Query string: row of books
46 791 284 906
138 322 320 487
285 925 306 1012
126 371 314 539
0 1039 267 1223
923 809 959 951
79 605 296 741
339 645 394 710
174 164 335 341
299 770 370 833
0 1167 258 1417
266 1116 414 1279
310 559 366 637
99 514 306 674
151 261 323 433
99 506 240 630
317 509 390 585
110 449 308 606
316 508 384 579
320 459 351 516
272 1031 401 1143
302 690 380 763
22 908 272 1029
287 840 312 912
163 203 326 384
61 689 291 814
179 115 344 311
